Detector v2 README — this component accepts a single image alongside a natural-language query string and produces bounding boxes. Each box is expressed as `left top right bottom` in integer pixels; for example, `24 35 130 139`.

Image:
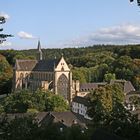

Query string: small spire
37 40 43 60
37 40 41 51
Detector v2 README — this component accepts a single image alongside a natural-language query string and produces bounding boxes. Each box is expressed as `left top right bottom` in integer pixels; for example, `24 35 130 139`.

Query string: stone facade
13 41 78 103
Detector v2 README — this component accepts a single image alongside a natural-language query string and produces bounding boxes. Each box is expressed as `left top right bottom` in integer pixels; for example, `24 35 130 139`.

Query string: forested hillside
1 44 140 94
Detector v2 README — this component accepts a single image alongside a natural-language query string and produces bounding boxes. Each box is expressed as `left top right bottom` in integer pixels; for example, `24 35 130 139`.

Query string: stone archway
57 74 69 100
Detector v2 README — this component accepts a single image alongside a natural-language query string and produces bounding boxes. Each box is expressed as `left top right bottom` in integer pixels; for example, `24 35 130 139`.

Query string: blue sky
0 0 140 50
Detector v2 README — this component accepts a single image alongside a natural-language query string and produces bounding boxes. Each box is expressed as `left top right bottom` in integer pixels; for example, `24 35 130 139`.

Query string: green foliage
2 44 140 94
72 67 88 83
104 73 116 83
0 54 13 95
0 89 69 113
0 104 4 114
0 115 39 140
2 90 33 113
63 125 90 140
88 85 113 123
27 108 39 113
35 123 90 140
0 115 90 140
88 84 140 140
32 89 50 111
104 102 140 140
46 94 69 112
111 83 124 103
88 84 124 123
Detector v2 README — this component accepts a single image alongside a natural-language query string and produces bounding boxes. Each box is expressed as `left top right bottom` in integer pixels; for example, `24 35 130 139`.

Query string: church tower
37 40 43 60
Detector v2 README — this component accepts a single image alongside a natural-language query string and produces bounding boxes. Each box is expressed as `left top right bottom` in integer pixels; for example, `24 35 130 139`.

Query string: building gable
55 56 70 71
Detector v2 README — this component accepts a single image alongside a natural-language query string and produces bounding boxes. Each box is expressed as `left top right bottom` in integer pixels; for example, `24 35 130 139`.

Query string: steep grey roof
16 60 37 71
35 112 49 123
73 96 90 106
51 111 87 127
80 83 107 92
33 60 56 71
124 81 135 94
0 112 89 128
16 59 59 72
110 80 135 94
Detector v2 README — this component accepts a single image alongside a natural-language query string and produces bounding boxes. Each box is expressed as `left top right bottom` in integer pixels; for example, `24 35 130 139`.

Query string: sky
0 0 140 50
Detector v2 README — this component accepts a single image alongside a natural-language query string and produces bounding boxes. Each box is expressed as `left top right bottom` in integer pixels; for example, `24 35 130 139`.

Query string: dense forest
1 44 140 95
1 44 140 140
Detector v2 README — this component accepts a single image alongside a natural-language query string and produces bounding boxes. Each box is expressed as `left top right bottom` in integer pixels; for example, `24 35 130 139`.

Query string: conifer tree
130 0 140 6
0 16 13 44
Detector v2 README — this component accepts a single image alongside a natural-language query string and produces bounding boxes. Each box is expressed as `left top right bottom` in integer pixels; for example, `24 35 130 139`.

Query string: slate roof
110 80 135 94
0 111 90 129
124 81 135 94
16 59 59 72
35 112 49 124
50 111 87 128
73 96 90 106
80 83 107 92
16 59 37 71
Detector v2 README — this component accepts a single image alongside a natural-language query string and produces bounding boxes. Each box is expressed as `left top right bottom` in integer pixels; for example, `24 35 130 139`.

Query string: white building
72 96 92 120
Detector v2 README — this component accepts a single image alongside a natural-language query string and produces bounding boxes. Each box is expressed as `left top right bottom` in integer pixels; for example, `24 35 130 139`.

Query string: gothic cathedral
13 41 78 103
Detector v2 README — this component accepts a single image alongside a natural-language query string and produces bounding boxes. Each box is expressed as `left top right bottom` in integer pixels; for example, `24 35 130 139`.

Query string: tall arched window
20 73 25 89
57 74 69 100
48 81 53 91
20 73 24 80
25 73 28 80
25 73 30 88
30 73 33 80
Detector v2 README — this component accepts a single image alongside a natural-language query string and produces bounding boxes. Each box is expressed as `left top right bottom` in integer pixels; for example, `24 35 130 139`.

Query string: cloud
0 12 10 19
89 24 140 44
59 24 140 48
18 31 37 39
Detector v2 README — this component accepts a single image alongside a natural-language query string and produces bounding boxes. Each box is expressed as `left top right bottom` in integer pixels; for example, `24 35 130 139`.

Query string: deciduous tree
88 83 140 140
0 54 13 95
